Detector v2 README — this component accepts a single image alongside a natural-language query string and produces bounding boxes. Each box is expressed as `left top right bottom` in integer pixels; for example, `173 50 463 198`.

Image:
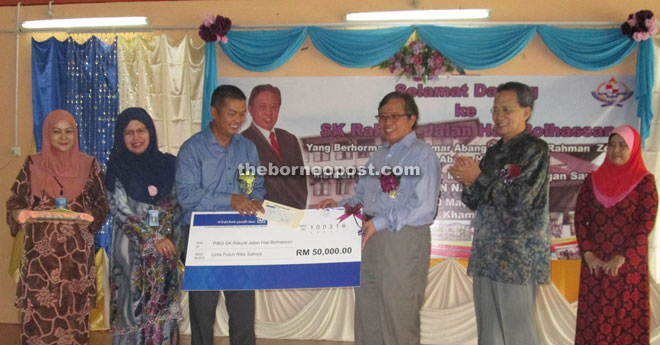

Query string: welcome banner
223 76 637 259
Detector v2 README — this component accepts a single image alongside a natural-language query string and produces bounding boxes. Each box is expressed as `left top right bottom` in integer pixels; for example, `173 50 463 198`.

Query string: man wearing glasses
449 82 550 345
318 91 441 345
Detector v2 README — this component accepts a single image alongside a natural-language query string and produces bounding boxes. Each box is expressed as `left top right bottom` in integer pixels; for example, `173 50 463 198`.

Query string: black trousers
188 290 256 345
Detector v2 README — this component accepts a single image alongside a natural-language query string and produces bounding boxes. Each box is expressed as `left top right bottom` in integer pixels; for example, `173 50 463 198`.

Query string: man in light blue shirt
176 85 265 345
319 91 441 345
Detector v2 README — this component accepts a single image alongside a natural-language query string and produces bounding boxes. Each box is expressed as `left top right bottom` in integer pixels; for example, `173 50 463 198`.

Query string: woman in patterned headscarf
574 125 658 345
6 109 109 345
105 107 182 345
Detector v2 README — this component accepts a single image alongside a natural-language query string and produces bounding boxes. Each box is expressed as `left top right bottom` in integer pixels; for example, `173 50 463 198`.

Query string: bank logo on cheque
591 77 633 107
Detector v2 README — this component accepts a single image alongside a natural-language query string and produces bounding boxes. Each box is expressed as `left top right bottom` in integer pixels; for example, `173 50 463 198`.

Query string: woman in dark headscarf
105 107 182 345
6 109 109 345
574 125 658 345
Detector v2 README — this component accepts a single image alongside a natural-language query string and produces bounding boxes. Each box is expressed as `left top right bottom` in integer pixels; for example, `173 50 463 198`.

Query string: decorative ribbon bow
337 203 363 226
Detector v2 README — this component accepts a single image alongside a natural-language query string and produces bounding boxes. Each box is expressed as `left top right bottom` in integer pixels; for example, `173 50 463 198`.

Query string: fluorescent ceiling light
345 9 490 21
21 16 149 30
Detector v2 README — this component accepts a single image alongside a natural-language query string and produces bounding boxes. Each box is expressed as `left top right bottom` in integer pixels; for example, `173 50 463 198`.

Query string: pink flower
27 337 46 345
199 14 232 42
202 14 215 27
375 37 457 79
148 185 158 197
35 238 54 256
633 31 650 41
50 268 61 283
55 328 75 345
36 288 55 308
23 303 33 324
412 43 423 55
380 173 399 193
220 35 229 44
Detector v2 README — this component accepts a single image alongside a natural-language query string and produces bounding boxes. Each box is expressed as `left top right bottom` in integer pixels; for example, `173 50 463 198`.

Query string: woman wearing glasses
106 108 182 345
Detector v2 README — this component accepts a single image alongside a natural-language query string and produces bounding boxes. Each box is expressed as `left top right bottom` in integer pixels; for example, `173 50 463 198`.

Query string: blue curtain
220 27 307 72
636 39 655 146
536 26 655 143
31 36 118 252
201 42 218 128
417 25 536 70
309 26 414 68
208 25 655 143
31 38 67 151
536 26 636 71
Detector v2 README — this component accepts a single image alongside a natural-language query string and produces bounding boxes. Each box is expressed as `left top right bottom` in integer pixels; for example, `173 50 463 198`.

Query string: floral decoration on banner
238 169 255 196
375 34 465 82
380 169 401 199
621 10 657 41
199 14 232 43
500 163 521 185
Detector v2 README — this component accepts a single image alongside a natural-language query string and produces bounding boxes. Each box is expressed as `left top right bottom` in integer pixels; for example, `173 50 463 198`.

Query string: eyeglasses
375 114 409 122
124 127 148 136
490 107 521 115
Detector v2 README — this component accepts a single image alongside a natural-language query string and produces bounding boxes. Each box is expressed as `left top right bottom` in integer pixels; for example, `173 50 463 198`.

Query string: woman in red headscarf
574 125 658 345
6 110 109 345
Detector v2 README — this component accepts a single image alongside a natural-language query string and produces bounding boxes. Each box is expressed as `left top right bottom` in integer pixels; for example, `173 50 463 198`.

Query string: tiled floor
0 323 353 345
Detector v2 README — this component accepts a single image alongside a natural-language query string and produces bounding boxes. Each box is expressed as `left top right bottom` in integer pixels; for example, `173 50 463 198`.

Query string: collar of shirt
203 124 236 152
383 130 417 150
498 130 529 150
252 122 275 142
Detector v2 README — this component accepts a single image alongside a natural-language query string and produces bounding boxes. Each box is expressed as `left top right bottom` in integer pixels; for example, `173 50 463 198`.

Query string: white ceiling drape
174 259 660 345
117 34 205 155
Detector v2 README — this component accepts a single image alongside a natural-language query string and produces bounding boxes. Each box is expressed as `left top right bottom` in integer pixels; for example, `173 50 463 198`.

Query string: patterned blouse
108 180 183 341
6 156 109 345
462 131 551 285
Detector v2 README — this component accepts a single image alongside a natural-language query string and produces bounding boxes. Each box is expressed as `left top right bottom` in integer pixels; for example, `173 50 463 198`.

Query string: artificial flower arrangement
380 169 401 199
374 34 465 82
238 169 255 196
199 14 232 43
621 10 657 42
500 163 521 185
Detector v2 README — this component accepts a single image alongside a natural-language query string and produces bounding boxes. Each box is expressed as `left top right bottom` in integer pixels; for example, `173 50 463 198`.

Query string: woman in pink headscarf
6 110 109 345
574 125 658 345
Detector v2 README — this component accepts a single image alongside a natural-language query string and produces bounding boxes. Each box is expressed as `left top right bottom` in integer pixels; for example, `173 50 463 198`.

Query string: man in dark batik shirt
449 81 550 345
